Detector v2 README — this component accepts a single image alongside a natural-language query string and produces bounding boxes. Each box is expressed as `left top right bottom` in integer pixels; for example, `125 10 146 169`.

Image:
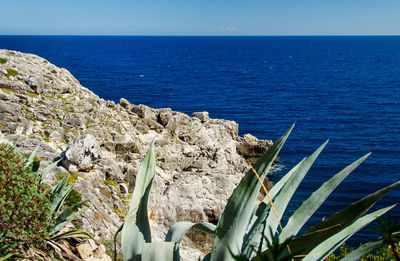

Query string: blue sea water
1 36 399 246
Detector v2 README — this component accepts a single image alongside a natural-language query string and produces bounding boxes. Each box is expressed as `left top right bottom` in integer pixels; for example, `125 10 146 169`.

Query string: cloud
209 26 238 33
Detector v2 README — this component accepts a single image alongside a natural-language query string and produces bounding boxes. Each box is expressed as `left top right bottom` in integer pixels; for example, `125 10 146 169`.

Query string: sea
1 36 399 246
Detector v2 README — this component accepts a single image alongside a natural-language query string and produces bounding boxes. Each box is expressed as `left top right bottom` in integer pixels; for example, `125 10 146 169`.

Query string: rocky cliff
0 49 274 260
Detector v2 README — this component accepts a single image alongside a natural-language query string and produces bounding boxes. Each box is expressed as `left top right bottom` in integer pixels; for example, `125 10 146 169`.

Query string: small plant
105 178 118 187
64 189 83 208
0 57 7 64
326 244 353 260
56 171 78 185
372 212 400 260
0 143 52 250
327 243 398 261
0 144 91 258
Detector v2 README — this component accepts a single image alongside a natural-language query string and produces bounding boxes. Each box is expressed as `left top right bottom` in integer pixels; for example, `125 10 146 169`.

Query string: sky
0 0 399 35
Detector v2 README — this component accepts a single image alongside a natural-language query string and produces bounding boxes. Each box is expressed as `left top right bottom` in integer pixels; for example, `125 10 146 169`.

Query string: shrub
0 57 7 64
327 243 397 261
0 143 52 250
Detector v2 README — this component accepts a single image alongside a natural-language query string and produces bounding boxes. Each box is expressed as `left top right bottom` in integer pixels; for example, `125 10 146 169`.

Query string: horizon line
1 34 400 37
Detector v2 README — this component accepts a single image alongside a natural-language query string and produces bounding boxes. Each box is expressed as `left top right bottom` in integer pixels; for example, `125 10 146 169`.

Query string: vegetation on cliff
0 143 52 250
0 143 91 259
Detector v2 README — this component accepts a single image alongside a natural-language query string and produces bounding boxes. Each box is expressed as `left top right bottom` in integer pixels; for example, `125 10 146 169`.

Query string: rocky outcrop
237 134 278 165
0 49 275 260
62 134 101 172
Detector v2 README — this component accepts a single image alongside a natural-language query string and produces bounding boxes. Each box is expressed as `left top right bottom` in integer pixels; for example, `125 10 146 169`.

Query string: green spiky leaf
38 159 61 181
52 199 89 233
142 242 177 261
281 153 370 240
166 222 216 244
210 124 294 261
288 181 400 256
50 176 74 214
121 140 156 261
25 146 39 167
303 205 396 261
242 141 327 259
50 229 93 241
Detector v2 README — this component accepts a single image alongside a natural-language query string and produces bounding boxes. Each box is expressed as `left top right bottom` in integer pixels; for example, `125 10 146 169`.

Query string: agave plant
26 147 91 240
116 125 399 261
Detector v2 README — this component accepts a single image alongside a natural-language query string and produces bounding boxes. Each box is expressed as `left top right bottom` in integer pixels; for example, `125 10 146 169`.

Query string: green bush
0 57 7 64
0 143 52 250
327 244 397 261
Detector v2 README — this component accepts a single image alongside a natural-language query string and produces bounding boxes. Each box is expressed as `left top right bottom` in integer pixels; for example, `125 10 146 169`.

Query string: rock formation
0 49 274 260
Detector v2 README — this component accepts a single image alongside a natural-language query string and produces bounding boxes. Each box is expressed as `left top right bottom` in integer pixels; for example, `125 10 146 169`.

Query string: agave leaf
51 174 69 195
25 146 39 167
142 242 177 261
303 204 396 261
281 153 370 240
136 179 153 242
52 199 89 233
242 141 327 259
253 227 297 261
50 178 74 214
121 141 156 260
52 207 89 234
288 181 400 255
266 158 305 202
31 161 40 173
121 223 146 261
306 180 400 235
247 158 305 232
38 159 61 181
166 222 216 244
126 140 156 217
242 159 305 258
50 229 93 241
264 141 327 239
210 125 294 261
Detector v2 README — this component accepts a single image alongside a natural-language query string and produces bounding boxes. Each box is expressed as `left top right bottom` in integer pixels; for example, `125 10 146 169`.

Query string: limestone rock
192 111 210 122
237 133 275 164
76 243 111 261
0 100 22 116
62 134 101 171
158 108 173 126
119 97 132 110
133 104 154 118
77 243 93 259
99 157 124 182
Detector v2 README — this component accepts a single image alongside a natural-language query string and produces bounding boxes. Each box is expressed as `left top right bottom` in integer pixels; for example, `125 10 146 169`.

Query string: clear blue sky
1 0 399 35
